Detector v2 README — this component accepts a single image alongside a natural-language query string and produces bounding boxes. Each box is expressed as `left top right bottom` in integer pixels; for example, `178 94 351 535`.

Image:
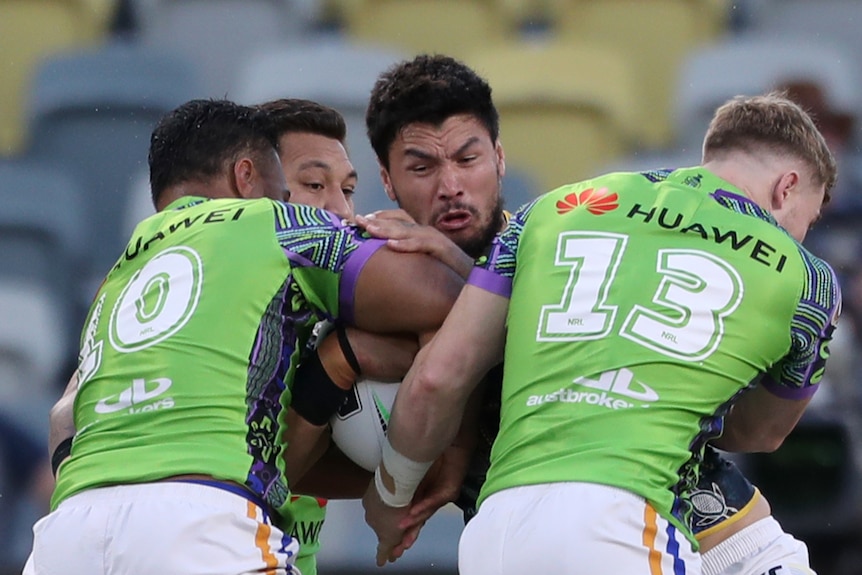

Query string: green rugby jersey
468 167 840 543
283 495 327 575
53 196 384 512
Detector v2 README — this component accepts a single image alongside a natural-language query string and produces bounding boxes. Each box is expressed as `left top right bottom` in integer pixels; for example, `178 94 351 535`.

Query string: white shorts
702 516 815 575
459 482 701 575
23 482 300 575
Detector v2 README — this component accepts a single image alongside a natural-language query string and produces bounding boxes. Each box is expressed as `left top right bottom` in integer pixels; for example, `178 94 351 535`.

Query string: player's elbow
411 366 451 404
746 430 788 453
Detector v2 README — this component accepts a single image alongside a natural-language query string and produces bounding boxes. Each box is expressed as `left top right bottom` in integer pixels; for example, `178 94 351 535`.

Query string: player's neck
156 179 240 211
702 157 772 212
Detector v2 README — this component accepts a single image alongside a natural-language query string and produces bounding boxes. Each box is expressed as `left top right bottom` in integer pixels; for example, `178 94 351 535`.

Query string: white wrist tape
374 438 434 508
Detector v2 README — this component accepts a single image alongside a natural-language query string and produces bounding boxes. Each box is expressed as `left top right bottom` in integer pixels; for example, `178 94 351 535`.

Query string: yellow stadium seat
0 0 116 155
465 40 642 194
336 0 518 59
547 0 730 148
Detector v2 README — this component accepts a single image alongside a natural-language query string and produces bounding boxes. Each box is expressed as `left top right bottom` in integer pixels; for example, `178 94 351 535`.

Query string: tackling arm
716 254 840 453
711 381 810 452
381 284 507 464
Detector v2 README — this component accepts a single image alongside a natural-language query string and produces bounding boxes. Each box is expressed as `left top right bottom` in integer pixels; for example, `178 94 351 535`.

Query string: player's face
381 114 506 258
775 176 827 243
279 131 357 220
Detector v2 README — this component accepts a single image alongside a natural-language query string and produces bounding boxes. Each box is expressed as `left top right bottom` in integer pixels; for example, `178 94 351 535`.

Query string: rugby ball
330 381 399 472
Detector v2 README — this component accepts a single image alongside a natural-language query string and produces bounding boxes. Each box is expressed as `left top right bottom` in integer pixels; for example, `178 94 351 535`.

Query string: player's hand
358 208 417 225
362 479 411 566
356 212 473 278
402 443 471 533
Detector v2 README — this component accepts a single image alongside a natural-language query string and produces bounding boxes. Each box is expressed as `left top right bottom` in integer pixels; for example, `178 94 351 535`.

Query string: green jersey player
362 92 841 575
24 99 463 575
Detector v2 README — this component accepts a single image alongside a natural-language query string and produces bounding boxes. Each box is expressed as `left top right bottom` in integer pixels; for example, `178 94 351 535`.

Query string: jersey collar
163 195 211 211
668 166 778 225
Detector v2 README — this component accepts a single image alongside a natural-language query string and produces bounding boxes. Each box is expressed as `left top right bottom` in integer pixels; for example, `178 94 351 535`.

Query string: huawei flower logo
556 187 619 215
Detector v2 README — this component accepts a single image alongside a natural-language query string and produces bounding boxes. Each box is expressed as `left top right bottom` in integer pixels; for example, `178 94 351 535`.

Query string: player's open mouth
437 210 472 231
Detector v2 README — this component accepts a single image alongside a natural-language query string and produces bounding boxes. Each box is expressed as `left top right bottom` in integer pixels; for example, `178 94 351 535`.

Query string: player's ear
380 165 397 202
771 170 798 210
232 157 260 199
495 140 506 180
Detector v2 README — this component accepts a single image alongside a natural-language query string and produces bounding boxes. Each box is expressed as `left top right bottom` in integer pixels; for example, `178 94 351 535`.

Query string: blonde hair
703 92 837 197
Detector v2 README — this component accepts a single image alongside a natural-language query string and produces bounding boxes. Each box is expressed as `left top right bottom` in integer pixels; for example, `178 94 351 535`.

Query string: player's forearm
389 358 475 463
388 290 507 463
283 408 332 485
49 371 79 455
712 384 810 452
343 327 419 382
293 443 372 499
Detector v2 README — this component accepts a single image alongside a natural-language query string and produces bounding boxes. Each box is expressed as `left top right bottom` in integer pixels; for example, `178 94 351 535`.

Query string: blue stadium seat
232 39 407 215
24 42 204 296
0 158 88 349
131 0 325 96
673 36 859 152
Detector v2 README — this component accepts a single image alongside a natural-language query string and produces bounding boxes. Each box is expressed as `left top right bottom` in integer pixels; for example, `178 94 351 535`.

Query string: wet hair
148 99 279 205
366 54 499 170
703 92 837 197
257 98 348 144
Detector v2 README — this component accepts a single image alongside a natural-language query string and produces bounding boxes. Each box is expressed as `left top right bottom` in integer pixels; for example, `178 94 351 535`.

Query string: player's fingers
405 491 449 523
402 522 425 550
376 544 391 567
369 209 415 223
387 238 428 254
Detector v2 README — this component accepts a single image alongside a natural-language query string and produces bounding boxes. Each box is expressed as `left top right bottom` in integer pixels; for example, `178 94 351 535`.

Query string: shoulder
791 242 842 318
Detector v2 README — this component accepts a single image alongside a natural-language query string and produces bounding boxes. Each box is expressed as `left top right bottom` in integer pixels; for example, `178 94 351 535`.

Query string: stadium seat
0 0 117 155
465 39 642 192
745 0 862 72
335 0 519 59
122 168 155 240
130 0 323 96
0 159 88 350
599 149 701 176
0 281 66 406
673 36 859 152
546 0 731 149
502 166 542 211
232 40 407 215
24 42 204 300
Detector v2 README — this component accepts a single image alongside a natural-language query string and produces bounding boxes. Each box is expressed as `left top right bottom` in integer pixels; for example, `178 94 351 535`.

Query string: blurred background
3 0 862 573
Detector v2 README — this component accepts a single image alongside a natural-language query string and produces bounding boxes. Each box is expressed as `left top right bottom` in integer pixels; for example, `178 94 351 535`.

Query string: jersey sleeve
762 249 842 400
271 202 385 324
467 198 538 298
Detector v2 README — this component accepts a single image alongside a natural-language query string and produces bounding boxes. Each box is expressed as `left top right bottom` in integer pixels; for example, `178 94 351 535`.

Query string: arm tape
374 438 434 508
51 437 73 478
336 323 362 377
291 350 351 426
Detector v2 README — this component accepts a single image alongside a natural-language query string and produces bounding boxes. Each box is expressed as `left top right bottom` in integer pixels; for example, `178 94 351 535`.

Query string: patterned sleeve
467 198 539 298
762 248 842 400
271 202 385 324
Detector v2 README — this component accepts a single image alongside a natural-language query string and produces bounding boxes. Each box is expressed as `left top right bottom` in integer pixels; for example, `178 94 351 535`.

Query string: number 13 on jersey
537 231 744 362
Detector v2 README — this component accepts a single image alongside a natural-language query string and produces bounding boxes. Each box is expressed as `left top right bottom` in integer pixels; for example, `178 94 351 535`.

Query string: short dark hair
258 98 347 143
148 99 279 205
366 54 500 170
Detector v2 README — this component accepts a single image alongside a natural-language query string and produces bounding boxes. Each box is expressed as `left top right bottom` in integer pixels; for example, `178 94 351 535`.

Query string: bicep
351 248 464 337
